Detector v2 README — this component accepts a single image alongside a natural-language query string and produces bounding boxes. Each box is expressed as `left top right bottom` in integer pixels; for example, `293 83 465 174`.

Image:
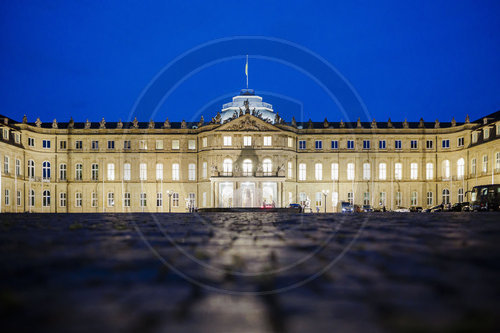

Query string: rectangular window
363 140 370 149
426 163 433 180
299 140 306 150
202 162 207 178
395 192 402 207
28 160 34 179
91 163 99 181
287 137 293 148
471 159 476 175
157 192 163 207
4 156 9 174
156 163 163 180
91 192 98 207
426 140 433 149
379 163 386 180
202 192 207 207
123 163 131 181
484 128 489 139
472 132 478 143
139 140 147 150
172 192 179 207
124 193 131 207
188 163 196 181
331 163 339 180
315 140 322 149
15 159 21 176
457 137 464 147
347 140 354 149
123 140 131 150
59 163 67 181
347 192 354 205
363 192 370 205
172 139 179 150
155 140 163 150
395 140 402 150
315 163 322 180
16 190 21 206
223 136 232 146
379 192 386 207
107 140 115 149
188 139 196 150
107 163 115 181
60 140 67 149
76 140 83 149
42 140 51 149
172 163 179 181
75 164 83 181
4 189 10 206
299 163 306 181
426 192 433 206
107 192 115 207
59 192 66 207
442 139 450 149
331 140 338 149
410 163 418 180
315 192 322 208
2 129 8 140
288 161 293 178
263 136 272 146
347 163 355 180
140 163 147 180
75 192 82 207
395 163 402 180
363 163 370 180
140 193 147 207
28 137 35 147
458 188 464 203
202 137 208 147
410 140 418 149
91 140 98 150
482 155 488 173
15 133 20 144
243 136 252 146
410 192 417 206
379 140 386 149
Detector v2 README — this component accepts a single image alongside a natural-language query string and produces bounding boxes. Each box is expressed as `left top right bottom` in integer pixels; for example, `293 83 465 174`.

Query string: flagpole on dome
245 55 249 89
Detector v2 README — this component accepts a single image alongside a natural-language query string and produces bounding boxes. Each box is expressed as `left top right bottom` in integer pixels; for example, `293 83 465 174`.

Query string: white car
394 207 410 212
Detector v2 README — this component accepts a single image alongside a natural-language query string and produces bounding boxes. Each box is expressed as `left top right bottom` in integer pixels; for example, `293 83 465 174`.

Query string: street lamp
166 190 173 213
322 190 329 213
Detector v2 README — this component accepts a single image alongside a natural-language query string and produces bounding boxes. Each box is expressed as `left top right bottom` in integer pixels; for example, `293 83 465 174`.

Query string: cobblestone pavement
0 212 499 333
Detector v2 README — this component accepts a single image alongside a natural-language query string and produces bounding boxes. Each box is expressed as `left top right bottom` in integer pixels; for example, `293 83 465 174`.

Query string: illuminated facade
1 89 499 212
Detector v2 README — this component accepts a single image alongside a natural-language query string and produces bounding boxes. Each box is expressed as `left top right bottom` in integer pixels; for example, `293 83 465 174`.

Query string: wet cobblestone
0 212 499 333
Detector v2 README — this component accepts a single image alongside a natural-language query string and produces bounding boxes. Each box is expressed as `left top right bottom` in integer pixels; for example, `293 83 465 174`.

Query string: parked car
394 207 410 212
470 184 500 211
287 203 302 213
450 202 470 212
341 201 353 213
362 205 373 212
410 206 423 212
427 204 444 212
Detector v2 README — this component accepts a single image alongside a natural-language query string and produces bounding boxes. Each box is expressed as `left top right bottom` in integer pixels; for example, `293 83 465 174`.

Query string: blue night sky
1 0 499 124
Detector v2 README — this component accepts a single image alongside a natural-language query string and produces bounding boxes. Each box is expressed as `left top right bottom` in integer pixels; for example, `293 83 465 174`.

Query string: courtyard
0 212 499 332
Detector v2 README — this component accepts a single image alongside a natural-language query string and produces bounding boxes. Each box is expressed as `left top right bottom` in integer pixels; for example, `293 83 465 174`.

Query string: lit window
243 136 252 146
299 163 306 181
315 192 322 208
188 163 196 180
223 136 232 146
442 160 450 179
223 159 232 176
410 163 418 180
379 163 386 180
156 163 163 180
202 137 208 147
482 155 488 173
472 132 478 143
263 136 272 146
363 192 370 205
188 140 196 150
395 163 402 180
314 163 322 180
331 163 338 180
410 192 417 206
243 159 252 176
140 163 147 180
287 137 293 147
139 140 147 150
107 192 115 207
172 163 179 180
202 162 207 178
156 140 163 150
288 161 293 178
347 163 355 180
172 139 179 150
363 163 370 180
123 163 131 181
107 163 115 181
426 163 433 180
347 192 354 205
457 158 465 179
263 159 273 176
471 159 476 175
395 192 402 207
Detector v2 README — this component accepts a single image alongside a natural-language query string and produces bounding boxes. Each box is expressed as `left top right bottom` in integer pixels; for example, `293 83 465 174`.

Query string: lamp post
322 190 329 213
166 190 173 213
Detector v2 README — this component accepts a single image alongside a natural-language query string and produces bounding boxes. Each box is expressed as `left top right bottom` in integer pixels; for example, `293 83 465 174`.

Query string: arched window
29 189 35 207
410 163 418 180
42 161 51 180
243 159 252 176
59 163 67 181
442 189 450 204
139 163 147 180
314 162 322 180
347 163 355 180
394 163 402 180
91 163 99 181
442 160 450 179
42 190 50 207
188 163 196 180
426 163 433 180
75 163 83 181
223 159 233 176
28 160 35 179
123 163 131 181
263 159 273 176
457 158 465 179
379 163 386 180
482 155 488 173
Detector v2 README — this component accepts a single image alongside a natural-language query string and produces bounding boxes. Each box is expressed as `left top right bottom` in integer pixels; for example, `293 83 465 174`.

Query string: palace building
1 89 499 213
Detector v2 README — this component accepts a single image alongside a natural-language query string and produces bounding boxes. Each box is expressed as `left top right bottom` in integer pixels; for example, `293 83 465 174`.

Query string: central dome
220 89 276 123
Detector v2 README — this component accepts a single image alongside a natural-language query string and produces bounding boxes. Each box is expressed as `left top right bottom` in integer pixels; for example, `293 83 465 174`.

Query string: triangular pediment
216 114 279 132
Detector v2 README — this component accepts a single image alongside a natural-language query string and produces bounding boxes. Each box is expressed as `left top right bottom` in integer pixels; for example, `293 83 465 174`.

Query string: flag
245 55 248 88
